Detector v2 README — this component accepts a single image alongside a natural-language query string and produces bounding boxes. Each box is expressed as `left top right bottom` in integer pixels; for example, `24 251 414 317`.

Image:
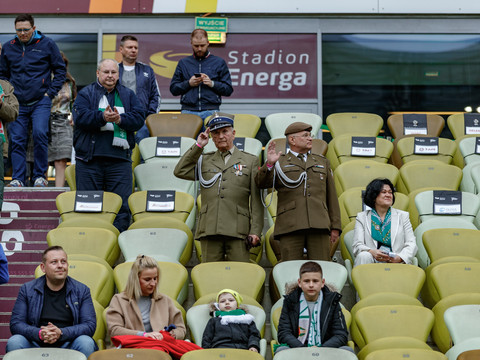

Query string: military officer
174 113 263 262
255 122 341 261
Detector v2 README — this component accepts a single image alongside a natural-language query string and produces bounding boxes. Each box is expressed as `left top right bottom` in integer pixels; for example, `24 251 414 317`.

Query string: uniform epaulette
203 151 216 156
311 153 325 158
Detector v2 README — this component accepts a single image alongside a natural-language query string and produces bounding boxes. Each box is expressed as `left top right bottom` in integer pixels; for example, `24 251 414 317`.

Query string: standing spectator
73 59 145 232
118 35 161 143
0 14 66 187
48 51 76 187
256 122 341 261
170 29 233 120
0 244 9 284
6 246 97 357
0 70 19 208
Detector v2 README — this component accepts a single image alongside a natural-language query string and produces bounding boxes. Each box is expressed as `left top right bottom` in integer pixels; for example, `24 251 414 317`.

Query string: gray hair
97 58 119 71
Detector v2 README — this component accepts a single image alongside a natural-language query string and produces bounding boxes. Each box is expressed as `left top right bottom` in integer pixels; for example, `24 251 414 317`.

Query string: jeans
181 109 218 121
6 334 97 358
75 157 132 233
134 123 150 144
9 96 52 184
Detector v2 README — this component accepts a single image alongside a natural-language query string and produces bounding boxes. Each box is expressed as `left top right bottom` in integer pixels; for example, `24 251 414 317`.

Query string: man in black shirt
6 246 97 357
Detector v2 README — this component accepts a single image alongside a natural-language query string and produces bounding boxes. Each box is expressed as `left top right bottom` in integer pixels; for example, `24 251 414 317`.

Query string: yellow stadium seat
146 113 203 138
430 262 480 300
326 112 383 138
138 136 196 163
365 348 447 360
65 164 76 190
87 348 172 360
265 224 280 266
273 347 358 360
423 228 480 264
397 136 456 165
333 134 393 166
92 300 106 350
181 349 263 360
387 114 445 139
3 348 88 360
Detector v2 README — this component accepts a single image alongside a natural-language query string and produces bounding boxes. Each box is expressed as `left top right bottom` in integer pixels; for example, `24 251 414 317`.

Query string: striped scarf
99 91 129 149
298 292 322 347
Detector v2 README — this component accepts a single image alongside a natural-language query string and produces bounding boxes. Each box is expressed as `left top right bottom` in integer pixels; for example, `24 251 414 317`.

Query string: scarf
371 208 392 248
213 308 255 326
298 292 322 347
0 83 4 142
99 91 129 149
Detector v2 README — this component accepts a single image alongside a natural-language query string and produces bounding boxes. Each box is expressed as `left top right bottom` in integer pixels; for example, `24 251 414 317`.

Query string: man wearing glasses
256 122 341 261
0 14 66 187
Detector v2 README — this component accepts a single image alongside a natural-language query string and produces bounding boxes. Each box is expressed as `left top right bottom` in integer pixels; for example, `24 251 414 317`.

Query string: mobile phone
194 73 201 77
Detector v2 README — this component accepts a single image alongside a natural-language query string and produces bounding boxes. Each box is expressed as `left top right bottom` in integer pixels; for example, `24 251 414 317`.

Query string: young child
202 289 261 352
276 261 351 353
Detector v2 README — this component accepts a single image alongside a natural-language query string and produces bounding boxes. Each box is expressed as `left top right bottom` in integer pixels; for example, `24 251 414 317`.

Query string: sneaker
7 179 24 187
33 177 48 187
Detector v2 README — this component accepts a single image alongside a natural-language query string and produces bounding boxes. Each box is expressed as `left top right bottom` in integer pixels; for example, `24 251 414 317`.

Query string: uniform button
220 195 224 198
308 193 311 197
307 185 310 188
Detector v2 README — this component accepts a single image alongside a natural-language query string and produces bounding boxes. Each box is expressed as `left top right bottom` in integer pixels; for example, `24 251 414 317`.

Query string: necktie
298 154 305 162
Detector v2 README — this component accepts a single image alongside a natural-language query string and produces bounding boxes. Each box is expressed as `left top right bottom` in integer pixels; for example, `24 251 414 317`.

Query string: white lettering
241 72 254 86
230 68 240 86
256 72 269 86
230 69 307 91
227 50 310 66
2 231 24 256
286 54 296 64
228 51 238 65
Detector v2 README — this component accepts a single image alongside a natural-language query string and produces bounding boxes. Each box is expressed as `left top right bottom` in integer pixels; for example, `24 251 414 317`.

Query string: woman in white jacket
353 178 417 266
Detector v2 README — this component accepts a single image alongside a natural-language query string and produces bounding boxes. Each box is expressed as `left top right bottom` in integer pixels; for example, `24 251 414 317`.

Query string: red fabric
111 331 202 359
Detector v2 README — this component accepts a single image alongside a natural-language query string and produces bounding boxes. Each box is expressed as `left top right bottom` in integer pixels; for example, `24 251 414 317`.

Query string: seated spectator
0 243 9 284
202 288 260 352
6 246 97 357
106 255 186 341
276 261 351 353
353 178 417 266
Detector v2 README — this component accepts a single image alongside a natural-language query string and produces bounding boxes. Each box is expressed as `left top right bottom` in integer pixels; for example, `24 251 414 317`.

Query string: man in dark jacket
170 29 233 120
6 246 97 357
118 35 161 143
277 261 352 353
0 14 66 187
73 59 145 232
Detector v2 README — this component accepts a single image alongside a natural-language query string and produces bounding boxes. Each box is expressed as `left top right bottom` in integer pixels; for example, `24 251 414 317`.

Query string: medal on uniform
233 164 244 176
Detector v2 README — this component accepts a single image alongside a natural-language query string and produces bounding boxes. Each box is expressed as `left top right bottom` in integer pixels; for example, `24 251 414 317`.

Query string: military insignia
233 164 246 176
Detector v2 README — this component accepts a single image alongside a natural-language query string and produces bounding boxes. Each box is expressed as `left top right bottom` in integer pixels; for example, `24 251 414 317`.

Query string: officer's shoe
33 177 48 187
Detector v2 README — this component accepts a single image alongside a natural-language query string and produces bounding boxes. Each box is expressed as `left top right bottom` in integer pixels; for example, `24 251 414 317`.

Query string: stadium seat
191 262 265 302
56 191 122 224
351 263 425 300
131 143 141 170
407 186 448 230
92 299 106 350
265 224 279 266
430 262 480 301
355 305 434 359
450 345 480 360
447 113 480 168
113 260 188 305
181 348 264 360
65 164 76 190
364 348 447 360
265 112 322 139
423 228 480 264
326 112 383 138
204 136 263 159
413 217 477 269
35 259 114 308
118 228 188 264
205 113 262 138
146 113 203 138
339 225 355 284
138 136 196 163
87 348 172 360
468 164 480 196
273 347 358 360
47 227 120 267
332 134 393 167
460 162 480 193
333 160 399 195
444 304 480 346
127 213 194 266
396 160 462 195
56 217 120 236
264 137 328 162
3 348 87 360
186 304 267 357
350 292 423 349
459 137 480 165
387 113 445 139
431 293 480 353
396 136 456 165
263 191 277 227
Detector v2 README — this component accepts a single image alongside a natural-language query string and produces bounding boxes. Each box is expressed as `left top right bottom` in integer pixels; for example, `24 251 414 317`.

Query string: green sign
195 17 228 33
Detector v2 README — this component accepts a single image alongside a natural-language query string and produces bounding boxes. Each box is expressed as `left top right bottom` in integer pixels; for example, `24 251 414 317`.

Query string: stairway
0 188 65 357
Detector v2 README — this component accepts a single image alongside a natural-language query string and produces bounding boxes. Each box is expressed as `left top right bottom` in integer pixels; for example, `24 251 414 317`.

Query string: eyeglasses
16 28 32 33
292 132 314 139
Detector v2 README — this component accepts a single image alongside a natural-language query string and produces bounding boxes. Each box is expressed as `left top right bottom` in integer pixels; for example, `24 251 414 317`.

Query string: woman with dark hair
352 178 417 266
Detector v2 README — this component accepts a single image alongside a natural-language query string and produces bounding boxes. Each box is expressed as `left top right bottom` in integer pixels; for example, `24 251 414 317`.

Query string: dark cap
207 112 234 131
284 121 313 136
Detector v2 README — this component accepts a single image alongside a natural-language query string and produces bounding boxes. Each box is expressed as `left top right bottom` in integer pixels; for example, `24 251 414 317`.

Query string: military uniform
174 144 263 262
256 148 341 261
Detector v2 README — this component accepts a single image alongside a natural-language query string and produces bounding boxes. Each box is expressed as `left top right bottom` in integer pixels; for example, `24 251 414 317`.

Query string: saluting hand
266 141 282 166
196 127 210 148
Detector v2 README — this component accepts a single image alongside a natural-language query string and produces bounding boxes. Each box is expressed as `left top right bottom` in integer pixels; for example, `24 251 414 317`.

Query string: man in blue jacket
170 29 233 120
0 14 66 187
118 35 161 143
73 59 145 232
6 246 97 357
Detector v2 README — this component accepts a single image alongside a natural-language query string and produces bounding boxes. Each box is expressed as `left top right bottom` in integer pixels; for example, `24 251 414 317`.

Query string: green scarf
371 208 392 248
0 83 5 142
98 91 129 149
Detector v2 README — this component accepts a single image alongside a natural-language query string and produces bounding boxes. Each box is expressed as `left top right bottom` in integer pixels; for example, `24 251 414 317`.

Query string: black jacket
278 286 348 348
202 315 260 350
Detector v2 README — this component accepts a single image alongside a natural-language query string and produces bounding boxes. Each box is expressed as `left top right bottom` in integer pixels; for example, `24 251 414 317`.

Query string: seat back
447 113 479 140
181 349 264 360
397 136 456 165
65 164 76 190
364 348 447 360
415 190 480 224
92 299 106 350
139 136 196 163
397 160 462 194
273 347 359 360
56 191 122 223
47 227 120 267
355 305 434 344
333 134 393 165
459 137 480 165
334 160 399 195
444 304 480 345
3 348 87 360
326 112 383 138
191 262 265 302
352 263 425 299
431 262 480 299
423 228 480 263
146 113 203 138
272 260 347 296
458 349 480 360
387 114 445 139
87 348 172 360
205 114 261 138
265 113 322 139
